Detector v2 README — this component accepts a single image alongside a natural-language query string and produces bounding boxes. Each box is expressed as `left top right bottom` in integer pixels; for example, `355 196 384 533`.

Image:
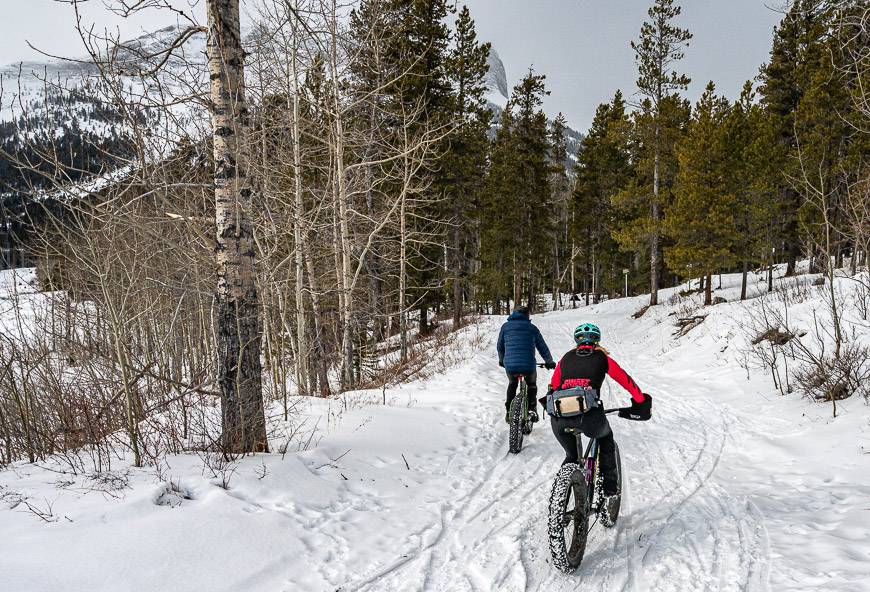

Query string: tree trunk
289 26 309 397
208 0 267 454
399 190 408 361
704 272 712 306
419 305 429 336
740 260 748 301
326 7 355 390
452 219 463 329
650 122 661 306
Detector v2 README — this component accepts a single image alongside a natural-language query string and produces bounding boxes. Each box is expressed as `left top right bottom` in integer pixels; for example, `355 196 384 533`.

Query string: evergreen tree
612 94 690 296
792 32 855 273
549 113 572 306
477 70 552 311
379 0 455 333
631 0 692 305
443 5 491 327
573 91 633 302
511 70 554 309
666 82 736 305
477 105 517 312
727 82 782 299
758 0 830 275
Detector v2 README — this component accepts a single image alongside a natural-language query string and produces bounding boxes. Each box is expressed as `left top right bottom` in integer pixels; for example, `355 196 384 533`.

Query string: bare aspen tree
207 0 267 453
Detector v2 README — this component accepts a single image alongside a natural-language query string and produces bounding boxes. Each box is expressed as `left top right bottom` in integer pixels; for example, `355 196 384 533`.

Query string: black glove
545 360 557 370
619 393 652 421
498 359 504 368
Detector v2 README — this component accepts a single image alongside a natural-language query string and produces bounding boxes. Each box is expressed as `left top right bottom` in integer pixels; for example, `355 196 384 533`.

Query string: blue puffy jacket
497 311 554 374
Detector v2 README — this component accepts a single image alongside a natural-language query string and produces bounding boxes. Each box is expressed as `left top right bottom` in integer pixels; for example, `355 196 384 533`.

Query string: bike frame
568 408 623 500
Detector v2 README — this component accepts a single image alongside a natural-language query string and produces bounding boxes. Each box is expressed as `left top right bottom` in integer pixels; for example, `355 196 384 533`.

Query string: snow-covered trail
3 269 869 592
342 309 774 592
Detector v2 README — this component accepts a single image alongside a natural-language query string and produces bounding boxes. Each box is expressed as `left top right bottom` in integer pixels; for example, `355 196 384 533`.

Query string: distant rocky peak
484 48 509 103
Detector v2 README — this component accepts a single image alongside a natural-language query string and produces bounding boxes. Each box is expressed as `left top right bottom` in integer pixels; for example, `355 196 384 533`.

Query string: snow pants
550 407 618 494
505 370 538 412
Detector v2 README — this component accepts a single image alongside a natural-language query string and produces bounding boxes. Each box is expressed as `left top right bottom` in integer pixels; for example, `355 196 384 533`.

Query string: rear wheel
548 464 590 573
597 441 623 528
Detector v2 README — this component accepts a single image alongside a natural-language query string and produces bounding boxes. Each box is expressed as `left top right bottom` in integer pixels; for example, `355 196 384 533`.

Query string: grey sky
463 0 784 129
0 0 784 130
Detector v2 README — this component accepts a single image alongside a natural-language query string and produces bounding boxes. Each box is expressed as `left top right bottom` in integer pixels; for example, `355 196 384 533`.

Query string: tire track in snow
337 312 771 592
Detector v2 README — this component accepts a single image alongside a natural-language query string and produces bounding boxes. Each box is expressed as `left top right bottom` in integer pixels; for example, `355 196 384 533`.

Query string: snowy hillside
2 265 868 592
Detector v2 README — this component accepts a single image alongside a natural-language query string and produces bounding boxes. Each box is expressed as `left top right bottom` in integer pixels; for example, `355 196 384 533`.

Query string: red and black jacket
549 346 644 404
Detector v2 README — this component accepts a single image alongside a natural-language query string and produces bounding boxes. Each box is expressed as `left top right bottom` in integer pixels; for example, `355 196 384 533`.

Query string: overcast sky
0 0 785 130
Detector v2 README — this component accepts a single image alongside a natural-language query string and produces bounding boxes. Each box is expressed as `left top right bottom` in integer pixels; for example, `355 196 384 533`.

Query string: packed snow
1 266 869 592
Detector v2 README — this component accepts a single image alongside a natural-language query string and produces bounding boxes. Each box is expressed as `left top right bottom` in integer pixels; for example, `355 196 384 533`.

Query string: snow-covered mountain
483 49 583 165
484 48 510 108
0 27 582 178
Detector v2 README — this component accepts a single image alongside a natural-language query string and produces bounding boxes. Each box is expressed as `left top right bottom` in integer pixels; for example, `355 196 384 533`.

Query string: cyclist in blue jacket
497 306 556 423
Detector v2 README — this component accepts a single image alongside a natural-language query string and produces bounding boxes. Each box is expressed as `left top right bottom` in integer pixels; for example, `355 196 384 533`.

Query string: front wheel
548 463 590 573
508 393 524 454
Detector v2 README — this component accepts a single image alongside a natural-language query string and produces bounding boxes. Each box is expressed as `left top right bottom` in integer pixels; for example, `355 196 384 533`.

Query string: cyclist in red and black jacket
544 322 652 496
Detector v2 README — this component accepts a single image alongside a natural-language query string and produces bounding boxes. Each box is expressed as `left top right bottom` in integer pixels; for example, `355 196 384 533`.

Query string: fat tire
548 463 590 574
508 394 524 454
598 441 623 528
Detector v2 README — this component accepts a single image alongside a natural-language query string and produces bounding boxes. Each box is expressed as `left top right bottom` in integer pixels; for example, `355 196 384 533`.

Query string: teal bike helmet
573 322 601 346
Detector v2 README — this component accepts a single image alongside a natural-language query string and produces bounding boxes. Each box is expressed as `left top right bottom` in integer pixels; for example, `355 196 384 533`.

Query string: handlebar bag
547 386 599 418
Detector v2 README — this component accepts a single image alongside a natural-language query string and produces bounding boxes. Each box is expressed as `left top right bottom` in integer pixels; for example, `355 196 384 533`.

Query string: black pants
550 407 618 494
505 370 537 412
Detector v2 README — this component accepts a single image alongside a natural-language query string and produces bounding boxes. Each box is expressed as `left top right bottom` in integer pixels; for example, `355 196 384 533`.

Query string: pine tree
631 0 692 306
443 5 491 327
477 105 517 312
511 70 553 309
758 0 830 275
549 113 571 306
666 82 736 306
394 0 454 334
573 91 633 302
727 82 782 299
477 70 552 311
612 94 690 297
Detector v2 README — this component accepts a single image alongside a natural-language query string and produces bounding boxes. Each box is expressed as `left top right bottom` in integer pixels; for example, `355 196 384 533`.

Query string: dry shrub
793 342 870 403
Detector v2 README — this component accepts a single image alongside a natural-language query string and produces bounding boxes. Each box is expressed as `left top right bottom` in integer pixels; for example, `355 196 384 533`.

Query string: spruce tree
727 82 781 299
573 91 633 302
612 94 690 297
443 5 491 327
477 105 517 312
631 0 692 305
666 82 736 305
758 0 830 275
549 113 572 306
385 0 454 333
477 70 552 311
511 70 554 309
